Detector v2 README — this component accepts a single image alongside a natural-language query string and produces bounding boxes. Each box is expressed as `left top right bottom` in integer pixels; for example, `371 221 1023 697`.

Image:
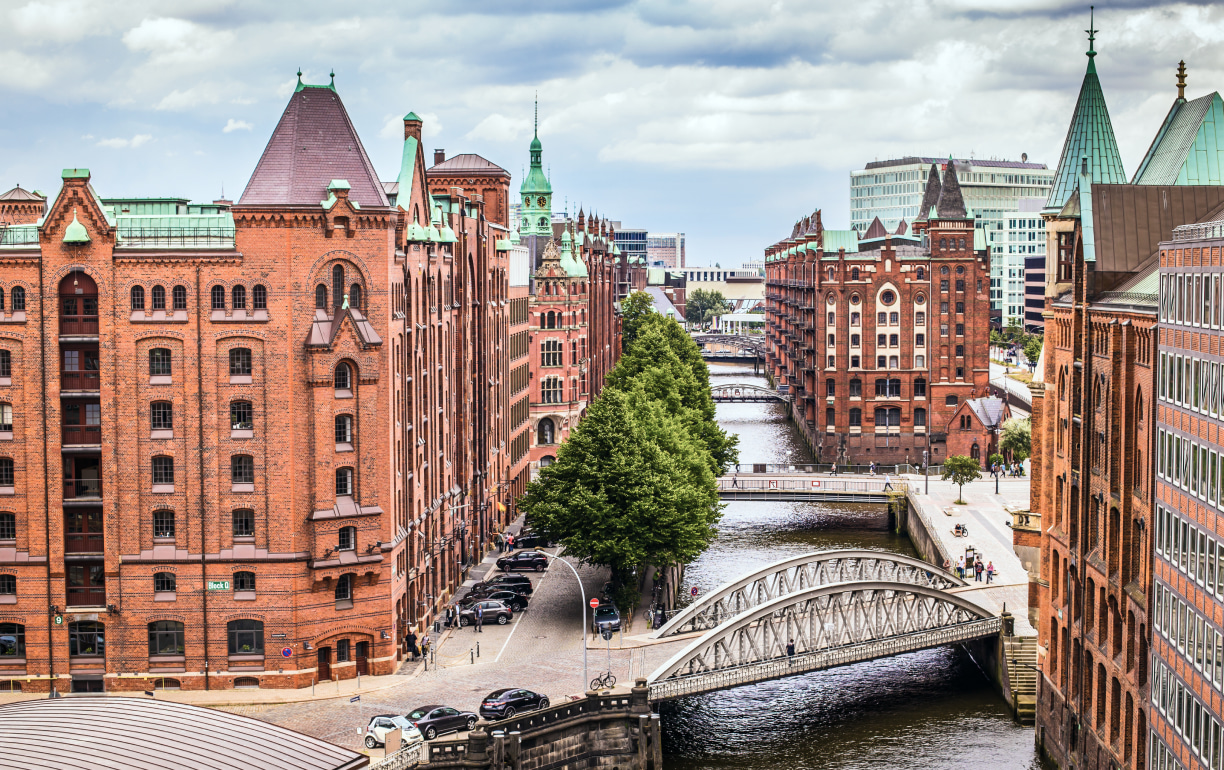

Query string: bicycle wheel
590 677 603 691
605 674 616 687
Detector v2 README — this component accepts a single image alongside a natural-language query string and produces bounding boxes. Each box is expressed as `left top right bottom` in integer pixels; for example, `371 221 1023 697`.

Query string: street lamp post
538 552 588 693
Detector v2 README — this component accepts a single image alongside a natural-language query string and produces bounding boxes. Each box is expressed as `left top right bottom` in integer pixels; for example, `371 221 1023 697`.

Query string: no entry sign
590 598 599 608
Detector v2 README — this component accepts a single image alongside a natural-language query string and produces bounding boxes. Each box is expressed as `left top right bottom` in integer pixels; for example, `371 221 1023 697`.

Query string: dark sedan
497 550 548 573
475 574 534 595
407 704 478 740
458 599 513 626
479 688 550 720
466 590 528 612
592 604 622 633
513 531 550 549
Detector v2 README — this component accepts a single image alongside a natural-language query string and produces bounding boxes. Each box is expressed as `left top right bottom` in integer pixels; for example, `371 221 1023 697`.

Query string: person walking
445 605 456 629
421 632 431 659
869 461 877 476
406 630 419 661
974 558 984 582
506 533 515 551
731 474 739 489
474 604 484 633
786 639 795 661
883 474 893 491
986 561 996 584
957 555 965 579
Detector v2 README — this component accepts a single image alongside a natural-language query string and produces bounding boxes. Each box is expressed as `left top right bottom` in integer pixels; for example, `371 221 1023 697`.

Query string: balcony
64 478 102 500
60 315 99 336
65 532 104 554
66 586 106 607
62 425 101 446
60 369 100 392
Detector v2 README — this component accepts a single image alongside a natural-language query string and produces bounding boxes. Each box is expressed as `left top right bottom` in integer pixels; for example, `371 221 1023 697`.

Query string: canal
660 363 1043 769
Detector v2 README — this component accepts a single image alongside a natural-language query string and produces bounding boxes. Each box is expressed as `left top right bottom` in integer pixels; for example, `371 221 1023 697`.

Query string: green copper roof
1132 92 1224 185
395 133 419 215
61 168 90 179
406 221 428 242
404 111 421 121
1044 28 1126 212
63 211 90 243
822 230 859 254
294 70 337 93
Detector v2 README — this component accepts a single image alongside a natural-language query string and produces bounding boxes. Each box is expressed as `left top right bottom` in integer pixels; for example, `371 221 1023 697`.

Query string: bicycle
590 670 616 690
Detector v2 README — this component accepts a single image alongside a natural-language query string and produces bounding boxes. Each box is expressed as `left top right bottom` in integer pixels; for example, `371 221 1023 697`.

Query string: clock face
523 195 530 206
537 196 547 207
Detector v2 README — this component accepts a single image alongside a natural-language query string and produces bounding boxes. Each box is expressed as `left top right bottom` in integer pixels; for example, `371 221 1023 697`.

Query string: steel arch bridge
645 581 998 701
653 550 965 638
693 334 766 355
710 383 789 403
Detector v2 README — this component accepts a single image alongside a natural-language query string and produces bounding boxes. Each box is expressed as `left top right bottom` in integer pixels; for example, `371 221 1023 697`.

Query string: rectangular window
916 334 925 346
151 402 172 431
232 509 254 538
153 509 174 539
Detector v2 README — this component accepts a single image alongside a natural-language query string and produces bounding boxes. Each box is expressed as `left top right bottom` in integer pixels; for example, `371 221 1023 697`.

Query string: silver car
363 714 424 749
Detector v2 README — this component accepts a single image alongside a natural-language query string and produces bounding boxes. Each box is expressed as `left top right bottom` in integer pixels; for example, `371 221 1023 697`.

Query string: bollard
471 648 475 665
477 641 480 658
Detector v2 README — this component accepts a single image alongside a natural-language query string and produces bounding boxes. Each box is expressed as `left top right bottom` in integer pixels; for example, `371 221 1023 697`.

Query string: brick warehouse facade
0 78 562 693
763 163 997 467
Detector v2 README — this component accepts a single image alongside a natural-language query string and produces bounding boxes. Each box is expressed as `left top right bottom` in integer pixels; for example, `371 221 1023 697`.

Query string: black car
475 574 534 594
479 688 550 720
458 588 529 611
406 704 478 740
458 599 513 626
513 531 550 549
592 604 622 633
497 550 548 573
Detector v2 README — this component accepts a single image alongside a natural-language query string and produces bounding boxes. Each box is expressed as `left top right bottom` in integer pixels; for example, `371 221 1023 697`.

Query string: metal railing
0 228 39 247
64 532 104 554
116 226 235 249
369 742 423 770
717 477 904 494
726 463 917 475
60 317 99 336
648 617 1001 701
64 478 102 499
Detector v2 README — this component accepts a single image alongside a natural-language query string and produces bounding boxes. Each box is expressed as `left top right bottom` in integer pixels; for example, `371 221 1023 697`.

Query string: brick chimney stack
434 149 446 166
403 113 423 142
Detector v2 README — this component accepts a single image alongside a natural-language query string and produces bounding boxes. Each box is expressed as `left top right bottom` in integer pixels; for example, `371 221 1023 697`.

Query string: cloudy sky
2 0 1223 266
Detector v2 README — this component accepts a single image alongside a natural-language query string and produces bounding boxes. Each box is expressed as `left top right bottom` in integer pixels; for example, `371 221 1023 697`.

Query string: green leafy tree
620 290 654 352
1023 334 1043 366
1004 317 1023 341
1000 417 1032 462
942 455 982 505
684 288 731 326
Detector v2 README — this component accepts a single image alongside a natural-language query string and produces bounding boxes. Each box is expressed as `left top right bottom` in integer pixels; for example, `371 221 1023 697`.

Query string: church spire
519 95 553 236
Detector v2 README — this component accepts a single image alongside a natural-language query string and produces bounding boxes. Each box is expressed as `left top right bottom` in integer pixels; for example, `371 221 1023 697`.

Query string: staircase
1004 635 1038 724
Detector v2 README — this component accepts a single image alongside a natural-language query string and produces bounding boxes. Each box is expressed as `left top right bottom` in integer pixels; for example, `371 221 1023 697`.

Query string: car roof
486 688 513 697
409 705 444 713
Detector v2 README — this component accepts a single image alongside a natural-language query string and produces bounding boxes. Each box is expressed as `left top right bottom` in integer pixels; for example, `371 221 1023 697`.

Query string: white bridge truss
646 581 999 701
710 383 789 403
653 550 966 638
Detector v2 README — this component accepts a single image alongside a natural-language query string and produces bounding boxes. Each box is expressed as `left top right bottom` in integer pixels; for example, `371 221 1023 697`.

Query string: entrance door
317 647 332 681
355 641 369 676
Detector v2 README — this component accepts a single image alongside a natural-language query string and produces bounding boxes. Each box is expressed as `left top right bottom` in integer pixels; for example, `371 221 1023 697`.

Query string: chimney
403 112 423 142
434 149 446 166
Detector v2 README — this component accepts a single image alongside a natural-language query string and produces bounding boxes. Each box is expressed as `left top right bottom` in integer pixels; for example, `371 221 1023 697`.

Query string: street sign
691 586 698 597
206 580 230 591
811 480 821 488
589 598 599 608
350 696 360 703
271 633 287 639
281 647 292 658
601 627 613 641
53 615 63 625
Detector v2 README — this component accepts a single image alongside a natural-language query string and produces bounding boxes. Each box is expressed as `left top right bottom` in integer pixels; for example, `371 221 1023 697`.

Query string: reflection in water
661 364 1041 769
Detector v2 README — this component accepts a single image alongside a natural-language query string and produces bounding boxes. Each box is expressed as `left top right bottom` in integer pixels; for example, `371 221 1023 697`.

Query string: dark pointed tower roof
240 73 387 207
915 164 942 221
936 159 968 219
863 216 888 239
1043 9 1127 212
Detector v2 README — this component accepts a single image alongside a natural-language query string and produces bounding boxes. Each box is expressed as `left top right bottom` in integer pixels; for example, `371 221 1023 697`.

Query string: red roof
0 186 44 202
240 86 387 208
427 153 507 174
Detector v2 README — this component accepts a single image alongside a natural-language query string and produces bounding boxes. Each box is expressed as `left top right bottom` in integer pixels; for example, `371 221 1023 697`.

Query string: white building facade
990 198 1046 328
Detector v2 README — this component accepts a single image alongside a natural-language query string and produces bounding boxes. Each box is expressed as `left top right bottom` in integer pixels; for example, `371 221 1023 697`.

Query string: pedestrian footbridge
716 475 903 502
710 383 789 403
645 551 998 702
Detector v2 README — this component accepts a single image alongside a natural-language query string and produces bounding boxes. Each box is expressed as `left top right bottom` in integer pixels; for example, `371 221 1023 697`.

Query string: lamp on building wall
106 604 118 615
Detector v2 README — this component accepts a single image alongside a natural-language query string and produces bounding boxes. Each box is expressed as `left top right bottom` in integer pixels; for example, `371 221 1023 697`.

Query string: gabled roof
0 186 43 201
936 160 967 219
863 216 888 240
306 308 383 348
1044 44 1126 212
427 153 508 174
895 219 908 235
966 397 1007 429
1132 91 1224 185
915 164 941 222
240 82 388 208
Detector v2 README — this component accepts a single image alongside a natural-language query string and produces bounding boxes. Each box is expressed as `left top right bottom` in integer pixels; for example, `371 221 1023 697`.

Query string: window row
152 571 256 594
1159 271 1224 329
315 265 364 311
149 456 254 486
1156 504 1224 599
207 284 268 312
1155 582 1224 693
1159 352 1224 423
130 285 190 311
146 348 252 378
60 619 269 657
1157 428 1224 511
145 400 257 432
1151 654 1223 769
839 407 926 427
0 288 26 313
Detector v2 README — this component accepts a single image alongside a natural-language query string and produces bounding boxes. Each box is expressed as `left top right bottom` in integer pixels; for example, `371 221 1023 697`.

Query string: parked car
458 599 513 626
406 705 478 740
479 688 550 720
513 531 551 549
497 550 548 573
468 590 528 612
363 714 424 749
591 603 622 634
474 574 534 595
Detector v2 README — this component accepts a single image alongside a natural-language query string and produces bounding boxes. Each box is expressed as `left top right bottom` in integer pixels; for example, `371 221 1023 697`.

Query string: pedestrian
957 555 965 579
942 559 951 575
990 462 998 479
406 630 419 661
883 474 893 491
475 604 484 633
786 639 795 661
986 561 996 584
974 558 984 582
869 461 877 476
731 474 739 489
507 533 515 551
496 533 505 553
445 605 456 629
421 632 431 658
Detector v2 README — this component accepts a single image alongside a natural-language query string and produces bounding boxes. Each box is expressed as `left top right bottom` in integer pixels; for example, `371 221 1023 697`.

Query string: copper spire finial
1177 60 1187 100
1086 5 1097 58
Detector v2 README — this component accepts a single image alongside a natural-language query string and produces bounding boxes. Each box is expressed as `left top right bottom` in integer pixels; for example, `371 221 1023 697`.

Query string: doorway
317 647 332 681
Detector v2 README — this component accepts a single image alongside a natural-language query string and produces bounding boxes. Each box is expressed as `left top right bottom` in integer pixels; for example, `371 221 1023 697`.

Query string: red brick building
763 163 995 467
0 77 531 693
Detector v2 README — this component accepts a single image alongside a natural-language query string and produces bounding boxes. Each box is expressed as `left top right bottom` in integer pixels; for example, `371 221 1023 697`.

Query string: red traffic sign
589 598 599 608
691 586 699 597
281 647 292 658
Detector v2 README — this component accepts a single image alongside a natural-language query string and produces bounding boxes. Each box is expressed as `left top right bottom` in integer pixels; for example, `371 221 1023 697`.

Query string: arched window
332 265 345 309
231 455 254 485
315 284 328 310
151 456 174 485
172 285 187 310
851 268 860 280
131 286 145 310
153 678 181 690
338 526 356 551
211 285 225 310
916 267 925 280
0 350 10 378
0 575 13 596
955 344 965 357
970 443 980 460
234 571 256 592
229 348 251 377
0 512 14 540
227 619 263 654
252 285 266 310
538 417 555 445
154 572 176 592
232 285 246 310
349 284 362 310
889 355 899 368
9 288 22 312
888 378 902 397
153 509 175 538
334 363 351 391
150 401 172 431
149 348 172 377
0 403 11 432
914 378 927 397
148 621 184 656
335 467 354 496
334 414 353 444
234 677 259 689
849 408 862 426
546 311 556 329
230 400 253 431
915 355 926 367
940 265 949 275
0 289 6 311
335 573 353 602
0 623 25 658
151 285 165 310
826 378 836 397
939 238 947 250
69 621 105 656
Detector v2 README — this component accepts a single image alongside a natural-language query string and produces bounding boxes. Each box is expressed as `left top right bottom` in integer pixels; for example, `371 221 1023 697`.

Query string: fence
717 477 905 494
369 742 423 770
726 463 932 475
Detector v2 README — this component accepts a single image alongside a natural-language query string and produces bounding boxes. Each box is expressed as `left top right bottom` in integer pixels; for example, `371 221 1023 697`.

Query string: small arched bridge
693 334 767 356
710 383 789 403
653 550 965 638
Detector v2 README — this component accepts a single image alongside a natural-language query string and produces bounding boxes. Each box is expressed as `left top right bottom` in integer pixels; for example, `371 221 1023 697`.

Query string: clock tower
519 100 553 238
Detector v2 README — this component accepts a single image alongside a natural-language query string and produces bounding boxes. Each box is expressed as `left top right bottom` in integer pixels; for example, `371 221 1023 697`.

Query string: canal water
660 363 1043 769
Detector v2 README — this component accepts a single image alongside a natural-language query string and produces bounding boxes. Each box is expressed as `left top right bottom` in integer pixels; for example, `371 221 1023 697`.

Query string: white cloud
122 17 234 64
222 118 253 133
96 134 152 149
466 114 532 143
10 0 111 44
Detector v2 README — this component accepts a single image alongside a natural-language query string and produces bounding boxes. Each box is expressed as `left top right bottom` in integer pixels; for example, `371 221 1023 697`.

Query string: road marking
494 562 555 664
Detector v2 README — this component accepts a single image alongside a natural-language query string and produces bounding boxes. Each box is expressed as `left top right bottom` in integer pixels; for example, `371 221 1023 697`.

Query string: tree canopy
684 288 731 326
620 290 655 352
1000 417 1032 462
941 455 982 505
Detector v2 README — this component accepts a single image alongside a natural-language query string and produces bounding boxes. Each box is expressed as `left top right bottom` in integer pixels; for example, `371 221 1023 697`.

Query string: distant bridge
710 383 789 403
693 334 767 356
715 474 902 502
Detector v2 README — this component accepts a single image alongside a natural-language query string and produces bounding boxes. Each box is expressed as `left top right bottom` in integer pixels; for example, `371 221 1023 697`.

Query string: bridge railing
725 463 936 475
647 617 1001 701
717 477 905 494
